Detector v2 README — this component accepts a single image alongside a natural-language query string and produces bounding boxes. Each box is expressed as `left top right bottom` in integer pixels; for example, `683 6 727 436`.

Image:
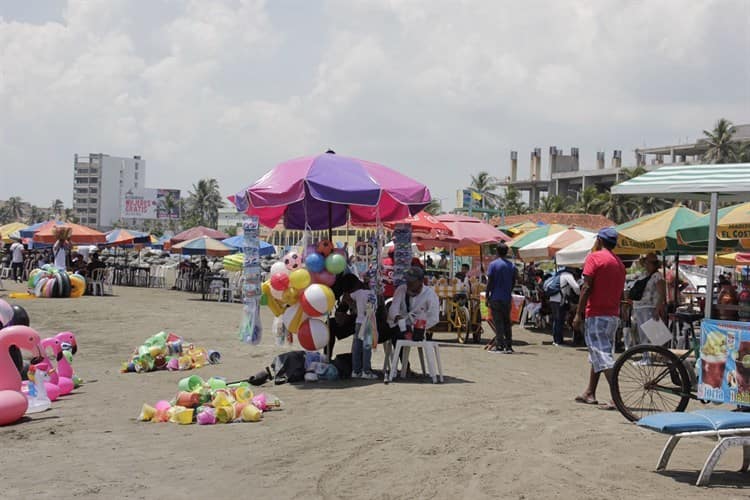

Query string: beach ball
297 319 329 351
283 252 302 271
305 252 325 273
282 303 306 334
0 299 13 328
300 284 335 317
289 269 311 290
270 272 290 291
310 270 336 287
317 240 333 257
270 261 289 276
325 253 347 275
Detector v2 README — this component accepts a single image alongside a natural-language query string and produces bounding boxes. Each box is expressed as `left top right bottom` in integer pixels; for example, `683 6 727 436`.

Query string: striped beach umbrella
614 206 703 255
517 228 596 261
677 202 750 247
171 236 233 256
105 229 151 246
509 224 569 257
221 235 276 256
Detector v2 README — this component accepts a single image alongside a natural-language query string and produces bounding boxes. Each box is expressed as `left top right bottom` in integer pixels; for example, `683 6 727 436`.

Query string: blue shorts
585 316 620 372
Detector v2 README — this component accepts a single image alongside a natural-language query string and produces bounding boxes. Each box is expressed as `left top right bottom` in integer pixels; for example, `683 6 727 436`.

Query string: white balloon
270 261 289 276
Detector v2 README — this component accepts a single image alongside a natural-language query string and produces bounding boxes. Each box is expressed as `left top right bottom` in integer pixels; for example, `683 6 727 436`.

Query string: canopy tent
383 211 452 238
171 236 233 256
612 162 750 318
415 214 510 249
171 226 228 244
676 201 750 247
614 206 704 255
33 221 106 245
509 224 569 257
517 228 596 262
20 220 64 239
0 222 27 243
555 233 598 267
221 235 276 256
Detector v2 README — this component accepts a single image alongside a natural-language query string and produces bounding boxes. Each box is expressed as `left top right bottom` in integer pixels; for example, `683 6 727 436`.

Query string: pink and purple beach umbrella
229 151 432 230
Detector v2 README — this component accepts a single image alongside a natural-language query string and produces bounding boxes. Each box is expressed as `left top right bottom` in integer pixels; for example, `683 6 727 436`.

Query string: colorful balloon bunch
28 265 85 298
261 240 347 351
137 375 281 425
121 331 220 373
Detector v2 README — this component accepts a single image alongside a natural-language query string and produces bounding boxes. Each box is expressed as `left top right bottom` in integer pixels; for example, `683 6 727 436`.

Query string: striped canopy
518 228 596 261
614 206 703 255
171 236 233 256
677 202 750 245
0 222 27 243
509 224 569 256
612 163 750 202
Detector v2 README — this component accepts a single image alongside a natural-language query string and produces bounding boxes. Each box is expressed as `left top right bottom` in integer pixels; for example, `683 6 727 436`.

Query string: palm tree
50 199 64 218
503 185 527 215
468 171 502 209
620 165 647 182
423 199 442 215
63 208 78 223
26 205 43 224
598 191 635 224
158 192 179 231
703 118 738 163
187 178 224 228
5 196 24 221
574 186 604 214
538 194 568 213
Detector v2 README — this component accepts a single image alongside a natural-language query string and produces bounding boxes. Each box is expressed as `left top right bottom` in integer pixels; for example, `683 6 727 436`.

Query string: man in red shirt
573 227 626 409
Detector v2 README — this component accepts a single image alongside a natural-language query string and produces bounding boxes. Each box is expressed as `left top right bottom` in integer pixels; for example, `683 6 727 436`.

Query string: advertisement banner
121 188 181 219
698 319 750 407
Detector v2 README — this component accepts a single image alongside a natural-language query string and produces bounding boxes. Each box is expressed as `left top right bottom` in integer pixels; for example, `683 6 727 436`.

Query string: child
342 274 377 379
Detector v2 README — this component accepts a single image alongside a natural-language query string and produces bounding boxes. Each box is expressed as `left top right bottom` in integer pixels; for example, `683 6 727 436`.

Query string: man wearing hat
573 227 626 409
387 266 440 338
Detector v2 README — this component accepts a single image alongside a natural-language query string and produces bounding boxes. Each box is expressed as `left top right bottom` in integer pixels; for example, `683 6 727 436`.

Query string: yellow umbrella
0 222 28 243
614 207 702 255
695 253 750 266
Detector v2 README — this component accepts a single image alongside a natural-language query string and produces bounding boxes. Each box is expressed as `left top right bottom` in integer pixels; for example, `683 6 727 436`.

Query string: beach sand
0 282 747 499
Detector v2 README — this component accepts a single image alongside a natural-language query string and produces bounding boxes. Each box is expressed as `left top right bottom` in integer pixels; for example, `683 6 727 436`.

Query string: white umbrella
517 228 596 261
555 233 597 267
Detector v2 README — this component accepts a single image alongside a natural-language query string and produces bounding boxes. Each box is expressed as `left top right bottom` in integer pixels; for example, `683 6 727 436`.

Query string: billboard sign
122 188 181 220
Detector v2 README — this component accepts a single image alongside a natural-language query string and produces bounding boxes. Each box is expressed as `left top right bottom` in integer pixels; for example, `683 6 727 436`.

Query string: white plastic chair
102 267 114 295
0 266 11 280
386 339 444 384
89 268 105 296
149 265 166 288
218 271 241 302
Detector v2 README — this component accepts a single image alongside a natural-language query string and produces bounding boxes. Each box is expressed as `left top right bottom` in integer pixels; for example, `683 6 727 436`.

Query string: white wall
98 156 145 229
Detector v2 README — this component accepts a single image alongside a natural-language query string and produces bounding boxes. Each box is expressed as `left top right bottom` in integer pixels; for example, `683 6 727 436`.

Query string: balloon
282 303 306 334
282 287 299 305
289 269 311 290
305 252 325 273
0 299 12 327
283 252 302 271
310 270 336 287
297 319 329 351
300 284 335 317
270 261 289 276
325 253 347 275
8 305 29 327
317 240 333 257
270 272 290 291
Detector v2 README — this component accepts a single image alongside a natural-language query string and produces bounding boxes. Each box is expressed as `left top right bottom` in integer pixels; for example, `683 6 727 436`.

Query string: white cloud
0 0 748 212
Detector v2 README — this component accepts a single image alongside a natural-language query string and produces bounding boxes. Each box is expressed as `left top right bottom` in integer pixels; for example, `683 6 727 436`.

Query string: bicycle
610 310 703 422
444 292 471 343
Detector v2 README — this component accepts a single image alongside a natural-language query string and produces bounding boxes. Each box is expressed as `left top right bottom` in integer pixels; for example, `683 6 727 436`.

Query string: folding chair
638 409 750 486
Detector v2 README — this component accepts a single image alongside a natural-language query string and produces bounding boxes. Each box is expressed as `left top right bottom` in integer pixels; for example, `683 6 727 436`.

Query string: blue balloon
305 252 325 273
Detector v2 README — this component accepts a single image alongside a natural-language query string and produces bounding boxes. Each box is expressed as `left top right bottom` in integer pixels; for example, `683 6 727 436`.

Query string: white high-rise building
72 153 145 230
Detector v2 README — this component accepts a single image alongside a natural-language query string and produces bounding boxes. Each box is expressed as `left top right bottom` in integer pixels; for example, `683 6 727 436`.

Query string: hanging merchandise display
239 216 263 345
392 223 413 289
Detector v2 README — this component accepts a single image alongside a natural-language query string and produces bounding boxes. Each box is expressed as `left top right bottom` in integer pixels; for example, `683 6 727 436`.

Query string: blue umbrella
221 235 276 256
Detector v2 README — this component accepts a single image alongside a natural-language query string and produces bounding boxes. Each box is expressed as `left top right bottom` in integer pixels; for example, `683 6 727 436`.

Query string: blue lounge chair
638 409 750 486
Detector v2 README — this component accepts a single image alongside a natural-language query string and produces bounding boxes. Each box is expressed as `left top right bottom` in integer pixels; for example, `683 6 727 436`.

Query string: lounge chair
637 409 750 486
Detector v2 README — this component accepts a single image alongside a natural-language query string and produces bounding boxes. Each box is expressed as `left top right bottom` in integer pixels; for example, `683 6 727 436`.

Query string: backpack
542 273 562 297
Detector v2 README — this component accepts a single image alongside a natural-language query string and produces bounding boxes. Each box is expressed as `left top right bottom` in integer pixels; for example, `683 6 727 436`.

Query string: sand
0 281 747 499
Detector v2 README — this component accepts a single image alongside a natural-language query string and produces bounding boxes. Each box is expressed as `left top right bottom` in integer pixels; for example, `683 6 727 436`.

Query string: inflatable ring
69 274 85 298
58 272 71 298
34 277 48 298
44 279 55 298
28 269 42 289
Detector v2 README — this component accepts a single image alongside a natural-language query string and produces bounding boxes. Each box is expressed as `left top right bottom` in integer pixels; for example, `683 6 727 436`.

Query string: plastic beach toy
0 326 42 425
24 365 51 414
177 375 204 392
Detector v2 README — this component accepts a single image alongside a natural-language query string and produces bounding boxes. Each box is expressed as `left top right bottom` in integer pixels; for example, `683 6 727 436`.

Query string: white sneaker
361 372 378 380
351 371 362 379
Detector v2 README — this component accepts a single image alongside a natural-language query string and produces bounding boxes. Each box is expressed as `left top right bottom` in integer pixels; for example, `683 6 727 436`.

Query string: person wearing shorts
572 227 626 409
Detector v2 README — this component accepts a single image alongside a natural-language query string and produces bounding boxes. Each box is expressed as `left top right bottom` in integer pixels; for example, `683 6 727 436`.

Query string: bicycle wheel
611 344 691 422
455 306 470 344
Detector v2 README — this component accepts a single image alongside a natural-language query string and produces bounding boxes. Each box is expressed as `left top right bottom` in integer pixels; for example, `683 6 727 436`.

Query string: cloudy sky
1 0 748 210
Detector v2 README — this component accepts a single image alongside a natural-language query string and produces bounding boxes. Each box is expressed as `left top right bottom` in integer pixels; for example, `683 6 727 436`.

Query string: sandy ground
0 280 747 500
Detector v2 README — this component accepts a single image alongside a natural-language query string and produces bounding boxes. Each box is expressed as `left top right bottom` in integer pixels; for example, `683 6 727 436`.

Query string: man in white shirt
549 267 580 346
387 266 440 338
9 238 25 282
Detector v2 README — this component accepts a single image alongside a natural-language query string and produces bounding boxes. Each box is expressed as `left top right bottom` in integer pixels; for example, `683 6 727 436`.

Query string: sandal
574 395 598 405
598 402 616 411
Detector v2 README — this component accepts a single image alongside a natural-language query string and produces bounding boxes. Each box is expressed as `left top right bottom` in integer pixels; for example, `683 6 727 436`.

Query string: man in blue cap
573 227 626 409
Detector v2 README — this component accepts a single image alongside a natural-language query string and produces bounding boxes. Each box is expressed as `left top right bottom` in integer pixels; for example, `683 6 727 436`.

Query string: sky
1 0 748 211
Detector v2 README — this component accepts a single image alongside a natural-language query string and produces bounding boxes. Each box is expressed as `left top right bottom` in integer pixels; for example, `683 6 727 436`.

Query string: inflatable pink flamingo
39 338 73 396
0 325 42 425
54 332 77 379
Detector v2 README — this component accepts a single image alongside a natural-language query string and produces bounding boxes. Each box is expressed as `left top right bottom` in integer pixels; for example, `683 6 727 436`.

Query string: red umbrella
416 215 510 249
384 211 452 238
171 226 228 244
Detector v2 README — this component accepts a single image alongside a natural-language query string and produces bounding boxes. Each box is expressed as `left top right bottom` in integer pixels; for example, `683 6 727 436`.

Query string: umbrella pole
705 192 719 319
328 204 333 242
